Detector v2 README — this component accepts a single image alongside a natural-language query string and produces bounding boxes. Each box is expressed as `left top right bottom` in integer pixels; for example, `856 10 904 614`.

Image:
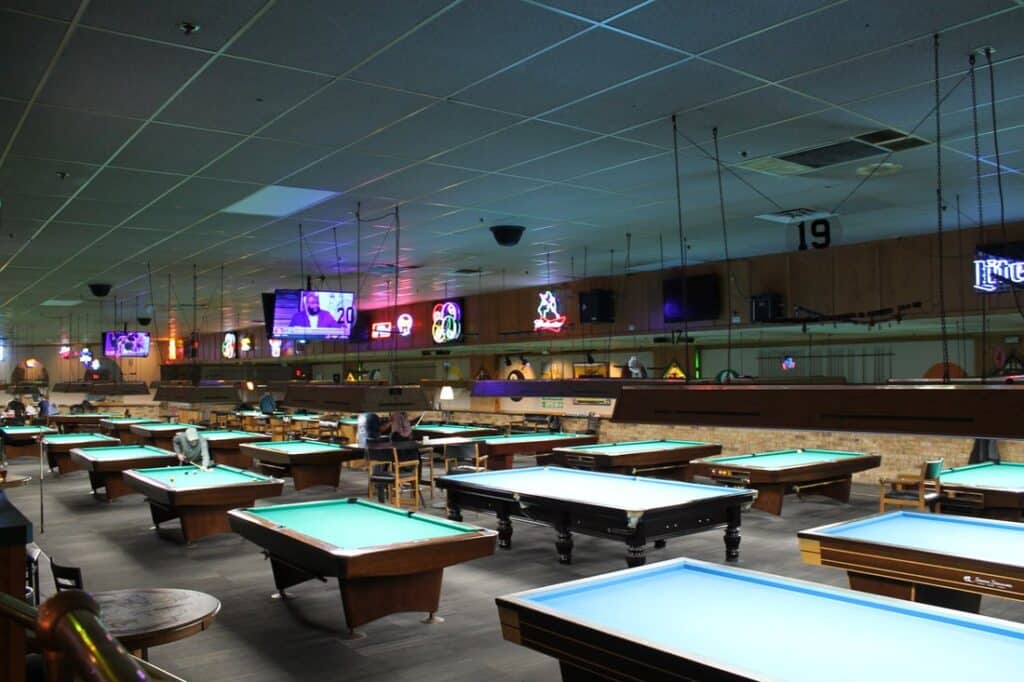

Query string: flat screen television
662 274 721 323
270 289 356 340
103 331 151 358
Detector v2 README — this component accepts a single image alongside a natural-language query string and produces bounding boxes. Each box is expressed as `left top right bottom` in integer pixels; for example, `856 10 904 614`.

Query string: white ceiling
1 0 1023 342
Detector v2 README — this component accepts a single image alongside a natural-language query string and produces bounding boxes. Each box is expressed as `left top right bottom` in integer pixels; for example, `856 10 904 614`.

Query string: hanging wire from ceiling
969 53 988 377
146 262 162 363
712 127 734 373
955 194 968 371
933 34 950 383
391 204 401 381
671 114 690 382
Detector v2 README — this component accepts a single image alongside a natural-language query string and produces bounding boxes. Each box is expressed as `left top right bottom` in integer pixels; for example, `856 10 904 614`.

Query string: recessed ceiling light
178 21 200 35
41 299 82 307
856 162 902 177
222 186 339 217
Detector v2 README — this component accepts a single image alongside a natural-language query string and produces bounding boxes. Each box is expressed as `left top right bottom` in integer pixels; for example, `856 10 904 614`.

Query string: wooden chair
50 558 84 592
368 445 421 509
267 417 288 441
879 458 943 512
443 442 488 474
25 543 42 605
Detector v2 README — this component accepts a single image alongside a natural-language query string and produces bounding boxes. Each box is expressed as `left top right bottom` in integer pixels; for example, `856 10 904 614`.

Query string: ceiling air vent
779 139 884 169
454 268 482 275
737 156 814 176
755 208 835 225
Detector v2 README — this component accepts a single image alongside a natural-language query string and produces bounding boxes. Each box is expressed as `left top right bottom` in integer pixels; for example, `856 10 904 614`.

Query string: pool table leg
338 568 444 633
497 513 514 550
751 484 785 515
723 506 741 562
625 536 646 567
554 524 573 564
446 504 463 523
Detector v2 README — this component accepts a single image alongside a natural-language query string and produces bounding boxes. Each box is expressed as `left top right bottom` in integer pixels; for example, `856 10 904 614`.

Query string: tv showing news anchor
270 289 356 340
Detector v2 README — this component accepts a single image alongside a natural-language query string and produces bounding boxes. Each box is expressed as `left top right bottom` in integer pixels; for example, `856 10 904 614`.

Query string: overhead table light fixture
439 385 456 401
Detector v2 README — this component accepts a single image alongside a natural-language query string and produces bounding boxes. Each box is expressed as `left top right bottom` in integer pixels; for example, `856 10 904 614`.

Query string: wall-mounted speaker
579 289 614 323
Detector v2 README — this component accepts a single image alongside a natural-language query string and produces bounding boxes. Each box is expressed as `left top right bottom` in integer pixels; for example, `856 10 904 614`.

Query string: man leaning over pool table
172 427 210 469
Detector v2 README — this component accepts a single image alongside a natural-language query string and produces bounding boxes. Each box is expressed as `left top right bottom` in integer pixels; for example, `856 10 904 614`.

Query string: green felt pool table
800 511 1024 612
70 445 179 501
228 498 496 635
540 439 722 478
48 413 113 433
431 431 599 470
412 423 501 439
496 558 1024 682
129 422 204 450
938 462 1024 520
122 465 284 544
240 439 363 490
99 417 163 444
197 429 272 469
0 425 56 460
687 448 882 515
41 432 120 474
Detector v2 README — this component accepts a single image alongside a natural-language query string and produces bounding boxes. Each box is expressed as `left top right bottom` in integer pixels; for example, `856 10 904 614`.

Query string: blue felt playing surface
519 559 1024 681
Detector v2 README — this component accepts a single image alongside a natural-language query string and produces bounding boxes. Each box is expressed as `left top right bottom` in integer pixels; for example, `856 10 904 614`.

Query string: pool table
0 425 56 460
412 423 501 439
430 432 599 470
540 439 722 478
496 557 1024 682
99 417 163 444
437 467 755 566
197 429 273 469
130 422 204 450
687 448 882 515
122 465 284 544
241 439 362 490
799 511 1024 613
228 498 497 635
41 432 119 474
938 462 1024 520
70 445 178 501
48 412 113 433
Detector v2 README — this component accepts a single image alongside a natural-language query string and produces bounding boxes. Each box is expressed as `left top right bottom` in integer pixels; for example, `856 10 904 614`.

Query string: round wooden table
0 474 31 490
94 588 221 660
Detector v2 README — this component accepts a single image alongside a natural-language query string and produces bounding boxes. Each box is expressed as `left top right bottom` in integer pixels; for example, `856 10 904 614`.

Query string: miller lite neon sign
974 256 1024 293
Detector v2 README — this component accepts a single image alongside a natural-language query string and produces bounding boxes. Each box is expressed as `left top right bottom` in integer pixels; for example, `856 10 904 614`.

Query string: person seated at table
37 398 58 418
6 397 26 417
357 412 381 447
172 427 210 469
258 392 277 415
386 411 413 442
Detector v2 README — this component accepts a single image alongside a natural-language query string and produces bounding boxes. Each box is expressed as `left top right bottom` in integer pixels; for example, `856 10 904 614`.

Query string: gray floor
6 456 1024 681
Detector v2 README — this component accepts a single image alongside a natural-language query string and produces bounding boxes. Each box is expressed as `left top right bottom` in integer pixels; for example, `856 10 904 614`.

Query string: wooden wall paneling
831 243 879 313
787 249 835 315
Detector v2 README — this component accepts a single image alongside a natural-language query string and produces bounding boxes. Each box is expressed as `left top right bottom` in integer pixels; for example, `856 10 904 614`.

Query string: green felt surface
42 433 117 444
704 449 867 469
134 422 200 432
58 413 111 418
475 432 587 444
243 498 474 549
417 424 492 433
131 464 275 488
1 426 55 435
940 462 1024 490
75 445 173 460
287 414 322 421
256 440 341 453
102 418 160 425
560 440 710 454
201 429 265 440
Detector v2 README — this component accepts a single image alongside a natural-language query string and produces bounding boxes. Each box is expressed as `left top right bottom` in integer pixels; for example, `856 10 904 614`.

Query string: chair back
922 458 944 481
50 559 84 592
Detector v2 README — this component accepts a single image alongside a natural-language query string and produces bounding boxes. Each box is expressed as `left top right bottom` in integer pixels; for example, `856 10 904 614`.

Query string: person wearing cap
172 427 210 469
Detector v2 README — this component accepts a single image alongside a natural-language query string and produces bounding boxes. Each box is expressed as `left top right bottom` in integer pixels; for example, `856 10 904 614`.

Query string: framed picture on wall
573 362 609 378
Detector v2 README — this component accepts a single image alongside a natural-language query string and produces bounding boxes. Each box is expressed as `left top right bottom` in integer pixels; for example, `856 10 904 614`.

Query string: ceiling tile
159 178 261 211
351 0 586 96
358 164 482 201
0 193 67 220
54 198 139 225
81 0 266 50
0 99 24 146
460 28 680 116
157 58 332 134
427 175 548 207
0 156 96 196
484 184 641 221
227 0 451 75
711 108 879 162
13 105 138 163
261 79 433 147
199 137 332 184
0 11 66 100
706 0 1015 81
78 168 184 204
123 203 212 231
183 212 272 236
544 58 760 133
434 120 597 171
506 137 660 181
39 28 207 118
1 1 82 20
536 1 646 21
281 152 409 193
113 123 243 174
6 222 106 267
611 0 833 53
352 102 519 160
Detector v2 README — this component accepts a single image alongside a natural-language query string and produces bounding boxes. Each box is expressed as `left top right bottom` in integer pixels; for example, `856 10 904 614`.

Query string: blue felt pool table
496 557 1024 681
437 467 755 566
799 511 1024 612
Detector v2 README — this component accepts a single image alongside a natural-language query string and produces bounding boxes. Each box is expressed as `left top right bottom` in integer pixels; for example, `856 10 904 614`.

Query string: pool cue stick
38 437 45 533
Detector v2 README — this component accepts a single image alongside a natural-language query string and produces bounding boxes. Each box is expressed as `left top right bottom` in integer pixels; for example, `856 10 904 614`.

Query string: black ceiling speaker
88 283 112 297
490 225 525 246
136 316 152 326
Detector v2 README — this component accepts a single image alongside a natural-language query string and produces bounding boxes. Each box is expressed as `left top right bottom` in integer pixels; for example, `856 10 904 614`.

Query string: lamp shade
439 385 455 401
